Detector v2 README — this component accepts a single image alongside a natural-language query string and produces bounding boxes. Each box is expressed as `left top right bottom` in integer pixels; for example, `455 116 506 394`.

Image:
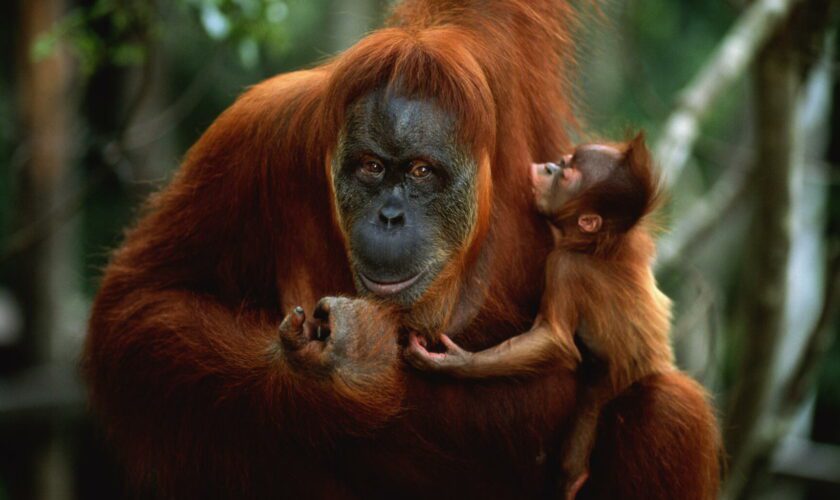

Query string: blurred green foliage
33 0 310 74
32 0 155 74
582 0 742 142
184 0 291 67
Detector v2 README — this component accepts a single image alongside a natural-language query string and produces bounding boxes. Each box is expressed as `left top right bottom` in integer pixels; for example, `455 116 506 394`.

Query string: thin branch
0 178 98 264
122 56 217 151
671 267 722 384
771 437 840 485
781 246 840 410
656 155 755 271
654 0 804 186
117 43 156 137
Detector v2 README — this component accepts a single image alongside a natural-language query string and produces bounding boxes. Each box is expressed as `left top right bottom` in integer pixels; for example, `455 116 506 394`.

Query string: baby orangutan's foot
565 471 588 500
556 453 590 500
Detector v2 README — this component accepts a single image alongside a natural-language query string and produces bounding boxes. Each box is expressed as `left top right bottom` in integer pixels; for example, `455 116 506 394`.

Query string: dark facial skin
531 144 622 228
331 90 479 306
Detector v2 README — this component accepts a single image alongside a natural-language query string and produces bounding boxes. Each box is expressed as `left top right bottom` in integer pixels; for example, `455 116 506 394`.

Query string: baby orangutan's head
530 133 657 237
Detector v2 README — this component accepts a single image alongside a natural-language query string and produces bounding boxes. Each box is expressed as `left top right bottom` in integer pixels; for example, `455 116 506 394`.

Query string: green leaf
31 33 59 62
111 43 147 66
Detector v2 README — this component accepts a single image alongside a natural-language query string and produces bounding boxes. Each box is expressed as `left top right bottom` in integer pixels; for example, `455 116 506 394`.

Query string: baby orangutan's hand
405 332 475 375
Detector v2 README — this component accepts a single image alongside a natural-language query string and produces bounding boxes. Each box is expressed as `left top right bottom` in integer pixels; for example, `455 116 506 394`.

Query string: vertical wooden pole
14 0 74 498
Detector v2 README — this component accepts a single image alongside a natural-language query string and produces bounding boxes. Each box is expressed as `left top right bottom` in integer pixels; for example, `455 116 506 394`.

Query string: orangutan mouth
359 272 424 296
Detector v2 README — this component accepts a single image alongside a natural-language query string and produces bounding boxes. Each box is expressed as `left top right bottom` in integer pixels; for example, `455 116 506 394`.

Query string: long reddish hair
318 1 584 331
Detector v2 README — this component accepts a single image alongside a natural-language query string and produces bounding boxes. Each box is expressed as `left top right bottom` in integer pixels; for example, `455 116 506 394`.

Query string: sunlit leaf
266 1 289 23
201 4 231 40
238 37 259 67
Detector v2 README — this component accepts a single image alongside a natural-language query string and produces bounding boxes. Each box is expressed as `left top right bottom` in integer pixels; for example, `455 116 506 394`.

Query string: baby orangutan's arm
406 319 578 378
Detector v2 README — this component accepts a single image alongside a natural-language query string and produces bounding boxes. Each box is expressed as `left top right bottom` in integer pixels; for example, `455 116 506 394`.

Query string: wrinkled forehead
572 144 623 183
574 144 622 163
344 90 458 157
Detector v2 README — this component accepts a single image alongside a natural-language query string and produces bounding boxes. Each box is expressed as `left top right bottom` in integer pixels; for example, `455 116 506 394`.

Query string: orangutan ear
578 214 602 233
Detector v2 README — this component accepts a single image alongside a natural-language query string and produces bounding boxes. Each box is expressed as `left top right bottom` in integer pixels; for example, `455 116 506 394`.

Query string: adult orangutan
83 1 720 498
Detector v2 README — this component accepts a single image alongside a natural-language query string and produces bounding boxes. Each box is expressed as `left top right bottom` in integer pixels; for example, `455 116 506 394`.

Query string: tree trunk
722 2 834 498
724 11 799 494
11 0 76 498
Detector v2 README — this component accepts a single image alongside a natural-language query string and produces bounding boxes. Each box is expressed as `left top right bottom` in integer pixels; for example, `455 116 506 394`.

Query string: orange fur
423 135 672 385
549 135 672 389
83 2 719 498
417 137 686 494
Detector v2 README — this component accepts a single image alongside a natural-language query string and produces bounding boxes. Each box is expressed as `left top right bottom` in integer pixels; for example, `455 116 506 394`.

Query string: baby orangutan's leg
558 383 613 499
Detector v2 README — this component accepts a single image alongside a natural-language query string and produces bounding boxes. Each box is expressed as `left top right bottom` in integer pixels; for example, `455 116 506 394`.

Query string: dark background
0 1 838 499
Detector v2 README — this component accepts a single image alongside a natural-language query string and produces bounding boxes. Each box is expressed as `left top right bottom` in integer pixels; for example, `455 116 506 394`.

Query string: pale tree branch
782 247 840 412
655 151 755 271
654 0 804 187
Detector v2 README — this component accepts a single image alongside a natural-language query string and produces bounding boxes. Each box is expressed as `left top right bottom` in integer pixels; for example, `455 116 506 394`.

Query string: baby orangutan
406 133 674 499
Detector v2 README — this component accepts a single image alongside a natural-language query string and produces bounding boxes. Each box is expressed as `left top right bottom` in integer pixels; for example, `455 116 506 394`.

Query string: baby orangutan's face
530 144 623 230
531 155 579 215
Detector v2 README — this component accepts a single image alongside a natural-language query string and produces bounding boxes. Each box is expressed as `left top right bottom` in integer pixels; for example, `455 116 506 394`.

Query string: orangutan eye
359 156 384 177
408 161 433 179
